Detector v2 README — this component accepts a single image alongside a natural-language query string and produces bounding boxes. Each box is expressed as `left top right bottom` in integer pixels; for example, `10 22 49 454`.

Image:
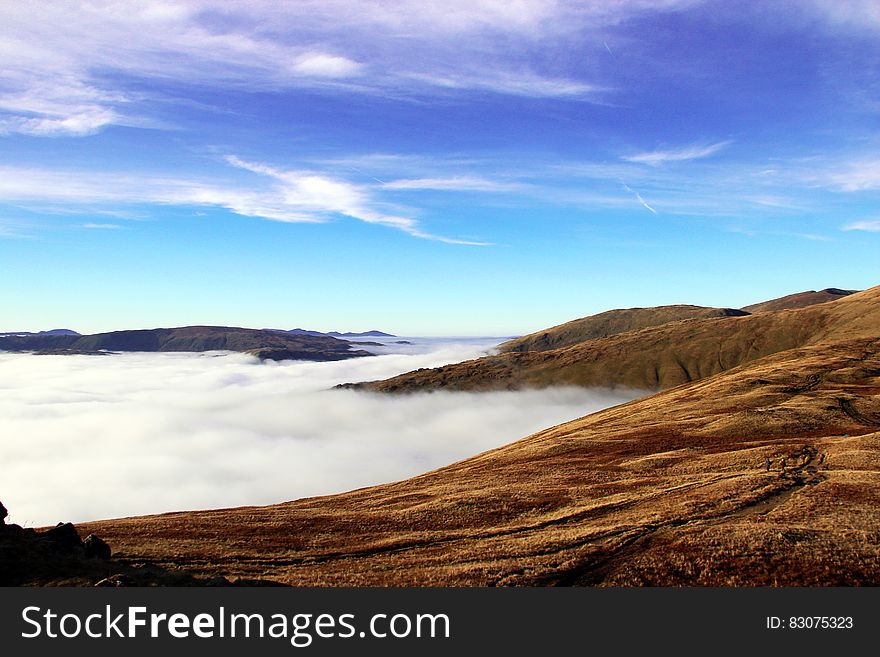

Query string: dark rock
41 522 84 555
205 575 231 587
0 500 7 524
83 534 112 559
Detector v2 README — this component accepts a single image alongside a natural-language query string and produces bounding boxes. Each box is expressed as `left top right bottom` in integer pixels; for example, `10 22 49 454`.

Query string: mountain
78 334 880 586
274 328 327 337
41 328 80 336
345 285 880 393
327 330 395 338
742 288 857 313
0 328 79 337
494 288 856 355
498 305 748 353
274 328 396 338
0 326 372 361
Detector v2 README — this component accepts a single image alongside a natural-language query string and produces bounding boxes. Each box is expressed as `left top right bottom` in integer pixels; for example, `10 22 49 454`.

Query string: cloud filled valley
0 341 639 526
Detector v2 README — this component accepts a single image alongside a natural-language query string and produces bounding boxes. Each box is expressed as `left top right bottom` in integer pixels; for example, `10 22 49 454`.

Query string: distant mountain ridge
741 288 857 313
0 329 80 337
0 326 372 361
273 328 396 338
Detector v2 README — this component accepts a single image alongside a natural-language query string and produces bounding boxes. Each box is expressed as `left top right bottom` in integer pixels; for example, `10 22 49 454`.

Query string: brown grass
77 336 880 586
498 305 747 353
351 285 880 393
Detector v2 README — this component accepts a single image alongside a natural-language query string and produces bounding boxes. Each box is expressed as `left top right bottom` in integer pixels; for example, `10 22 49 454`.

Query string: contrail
620 179 658 214
604 41 614 57
347 165 387 185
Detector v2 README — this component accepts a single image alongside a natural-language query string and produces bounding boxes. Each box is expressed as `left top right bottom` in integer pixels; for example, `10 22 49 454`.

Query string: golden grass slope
350 285 880 393
80 336 880 586
742 287 856 314
498 305 747 353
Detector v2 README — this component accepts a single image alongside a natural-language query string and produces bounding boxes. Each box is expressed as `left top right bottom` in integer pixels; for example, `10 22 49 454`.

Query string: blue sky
1 0 879 335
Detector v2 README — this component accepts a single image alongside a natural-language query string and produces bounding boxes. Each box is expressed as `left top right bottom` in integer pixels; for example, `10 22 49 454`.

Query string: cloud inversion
0 343 640 526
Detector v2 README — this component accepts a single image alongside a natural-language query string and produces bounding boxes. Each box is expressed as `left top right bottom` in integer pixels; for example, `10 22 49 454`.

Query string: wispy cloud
623 140 732 165
3 0 673 137
82 223 122 230
0 77 128 137
0 109 120 137
0 218 32 239
843 219 880 232
742 195 810 211
402 71 598 98
225 156 491 244
801 0 880 32
815 158 880 191
382 176 523 193
0 160 490 245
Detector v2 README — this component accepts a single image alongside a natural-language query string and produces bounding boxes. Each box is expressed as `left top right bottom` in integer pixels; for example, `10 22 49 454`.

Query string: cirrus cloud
843 219 880 232
0 158 492 245
0 1 724 138
623 141 732 165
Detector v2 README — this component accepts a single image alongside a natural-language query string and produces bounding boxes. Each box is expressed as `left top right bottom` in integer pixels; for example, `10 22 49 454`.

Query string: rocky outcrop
0 502 284 586
83 534 112 559
42 522 88 556
0 515 112 585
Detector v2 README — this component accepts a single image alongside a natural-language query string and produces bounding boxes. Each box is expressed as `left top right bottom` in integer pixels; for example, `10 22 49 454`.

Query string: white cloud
383 176 523 192
623 141 732 165
82 223 121 230
0 165 315 224
800 0 880 31
0 76 127 137
0 109 119 137
0 345 640 526
402 70 598 98
0 0 709 137
843 219 880 232
225 156 492 244
818 159 880 192
292 53 363 78
0 160 491 244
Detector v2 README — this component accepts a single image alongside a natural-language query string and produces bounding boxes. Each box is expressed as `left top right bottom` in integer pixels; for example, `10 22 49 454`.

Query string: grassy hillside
348 285 880 393
78 335 880 586
742 287 856 313
499 305 747 353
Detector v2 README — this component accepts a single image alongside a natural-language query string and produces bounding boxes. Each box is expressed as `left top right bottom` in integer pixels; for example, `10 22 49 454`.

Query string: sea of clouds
0 339 640 526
